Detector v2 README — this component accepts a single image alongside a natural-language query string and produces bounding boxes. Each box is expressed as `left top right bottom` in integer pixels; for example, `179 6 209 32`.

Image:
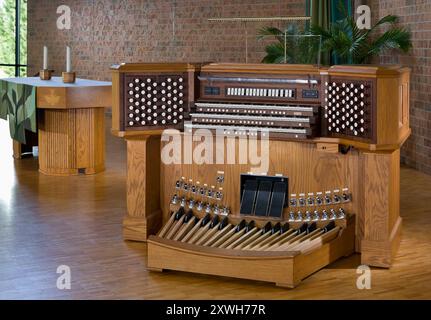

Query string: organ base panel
111 63 410 287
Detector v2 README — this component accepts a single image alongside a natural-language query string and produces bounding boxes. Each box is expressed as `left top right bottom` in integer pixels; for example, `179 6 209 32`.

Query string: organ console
111 62 411 288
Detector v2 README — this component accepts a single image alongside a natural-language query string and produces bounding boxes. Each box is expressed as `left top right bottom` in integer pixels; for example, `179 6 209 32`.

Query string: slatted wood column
38 108 105 176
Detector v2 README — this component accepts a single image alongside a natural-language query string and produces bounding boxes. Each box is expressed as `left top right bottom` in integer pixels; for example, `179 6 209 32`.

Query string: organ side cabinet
111 63 410 287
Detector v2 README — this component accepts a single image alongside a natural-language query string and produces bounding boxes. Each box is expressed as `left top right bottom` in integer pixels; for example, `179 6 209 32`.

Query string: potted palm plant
259 3 412 65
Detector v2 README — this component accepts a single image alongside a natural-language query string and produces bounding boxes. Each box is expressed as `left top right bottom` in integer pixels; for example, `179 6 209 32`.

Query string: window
0 0 27 77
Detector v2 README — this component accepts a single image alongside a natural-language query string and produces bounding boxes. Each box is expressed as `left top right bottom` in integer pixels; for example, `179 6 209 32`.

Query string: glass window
0 66 15 78
0 0 27 77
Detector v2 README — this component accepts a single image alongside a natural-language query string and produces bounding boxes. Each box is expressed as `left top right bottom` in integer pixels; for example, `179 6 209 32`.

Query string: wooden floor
0 115 430 300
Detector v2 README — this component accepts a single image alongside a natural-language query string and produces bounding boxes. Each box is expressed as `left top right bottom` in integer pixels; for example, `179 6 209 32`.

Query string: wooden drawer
147 215 355 288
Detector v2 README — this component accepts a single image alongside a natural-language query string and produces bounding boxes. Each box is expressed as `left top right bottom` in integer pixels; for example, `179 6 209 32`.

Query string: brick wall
27 0 431 175
368 0 431 174
27 0 305 80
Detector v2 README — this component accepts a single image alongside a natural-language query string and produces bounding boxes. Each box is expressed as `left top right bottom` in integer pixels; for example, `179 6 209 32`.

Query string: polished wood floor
0 115 430 300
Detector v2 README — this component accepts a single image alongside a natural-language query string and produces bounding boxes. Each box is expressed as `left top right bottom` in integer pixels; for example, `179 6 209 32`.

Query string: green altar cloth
0 79 37 144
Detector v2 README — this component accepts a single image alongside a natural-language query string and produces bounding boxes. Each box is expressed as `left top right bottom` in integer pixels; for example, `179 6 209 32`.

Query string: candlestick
40 45 51 80
66 46 71 73
43 46 48 70
39 69 52 80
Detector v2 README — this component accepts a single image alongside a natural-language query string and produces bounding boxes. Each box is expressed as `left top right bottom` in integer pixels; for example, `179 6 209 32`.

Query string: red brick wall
27 0 305 80
27 1 431 175
368 0 431 174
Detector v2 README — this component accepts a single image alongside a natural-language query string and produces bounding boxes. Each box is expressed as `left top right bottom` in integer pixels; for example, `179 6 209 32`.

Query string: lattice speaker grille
124 74 187 128
323 79 374 140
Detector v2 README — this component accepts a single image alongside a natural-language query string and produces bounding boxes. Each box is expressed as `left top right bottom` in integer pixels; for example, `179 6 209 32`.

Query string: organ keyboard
193 63 322 140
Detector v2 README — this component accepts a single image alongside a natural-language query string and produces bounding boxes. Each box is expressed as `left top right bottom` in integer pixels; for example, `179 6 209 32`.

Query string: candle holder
62 71 76 83
39 69 52 80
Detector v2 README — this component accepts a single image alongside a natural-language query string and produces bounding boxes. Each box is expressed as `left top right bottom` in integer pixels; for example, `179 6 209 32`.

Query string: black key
174 207 185 220
209 215 219 229
183 210 194 223
218 216 229 230
307 222 317 234
271 222 281 234
297 223 309 235
201 214 211 227
280 223 290 234
246 221 255 232
235 220 247 232
261 222 272 234
323 221 336 232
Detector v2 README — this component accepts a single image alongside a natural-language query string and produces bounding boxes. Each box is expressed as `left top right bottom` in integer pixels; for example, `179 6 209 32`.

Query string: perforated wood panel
322 78 375 142
123 73 188 130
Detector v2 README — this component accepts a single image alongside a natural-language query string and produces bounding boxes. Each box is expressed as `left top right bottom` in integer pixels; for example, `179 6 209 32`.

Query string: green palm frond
367 28 412 57
368 15 398 33
261 43 286 64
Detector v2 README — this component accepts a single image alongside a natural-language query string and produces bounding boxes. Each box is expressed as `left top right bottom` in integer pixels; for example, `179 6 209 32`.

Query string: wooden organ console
111 62 410 288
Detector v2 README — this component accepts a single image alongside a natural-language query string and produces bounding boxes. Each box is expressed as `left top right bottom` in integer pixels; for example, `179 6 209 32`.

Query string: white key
246 88 250 96
241 88 245 96
275 89 279 97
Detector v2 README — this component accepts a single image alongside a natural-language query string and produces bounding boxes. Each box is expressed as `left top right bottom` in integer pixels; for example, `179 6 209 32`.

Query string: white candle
66 46 71 72
43 46 48 70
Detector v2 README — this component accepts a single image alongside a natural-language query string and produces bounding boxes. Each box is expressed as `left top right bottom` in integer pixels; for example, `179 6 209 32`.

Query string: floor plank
0 115 430 299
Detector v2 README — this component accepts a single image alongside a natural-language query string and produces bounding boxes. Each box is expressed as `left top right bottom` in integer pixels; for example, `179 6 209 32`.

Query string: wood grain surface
0 114 429 299
38 108 105 176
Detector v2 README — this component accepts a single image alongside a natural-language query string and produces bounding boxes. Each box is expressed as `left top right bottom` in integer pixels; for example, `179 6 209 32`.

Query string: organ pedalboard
111 62 411 288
